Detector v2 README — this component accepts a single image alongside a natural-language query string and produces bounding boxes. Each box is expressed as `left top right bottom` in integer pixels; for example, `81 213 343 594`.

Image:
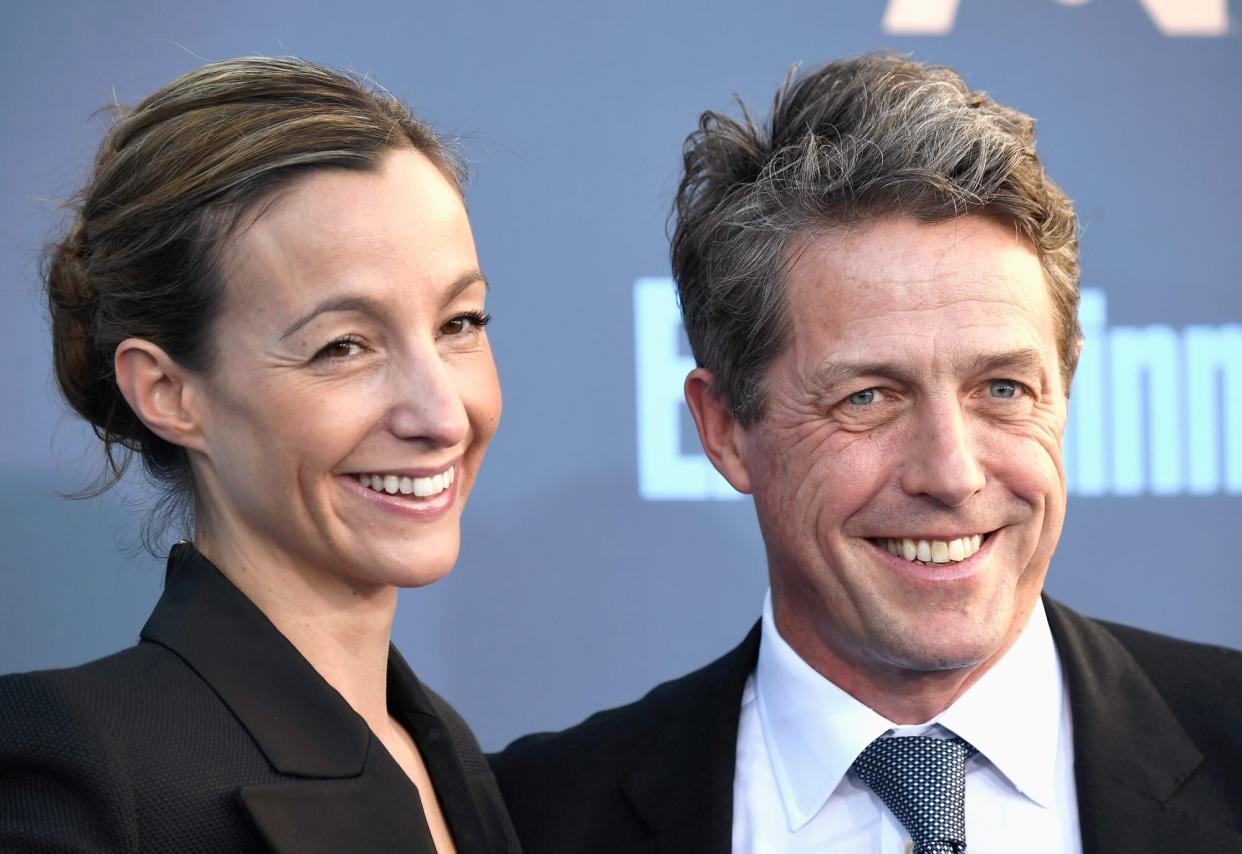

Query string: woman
0 57 516 853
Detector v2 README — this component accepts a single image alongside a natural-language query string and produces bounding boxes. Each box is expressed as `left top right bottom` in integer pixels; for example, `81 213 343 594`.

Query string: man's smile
867 532 994 565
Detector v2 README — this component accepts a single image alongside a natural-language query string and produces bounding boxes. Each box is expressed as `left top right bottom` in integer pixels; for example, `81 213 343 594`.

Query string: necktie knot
851 735 977 854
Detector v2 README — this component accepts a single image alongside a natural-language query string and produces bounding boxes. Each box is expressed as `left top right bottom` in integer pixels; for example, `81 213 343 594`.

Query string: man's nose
385 349 470 448
898 399 986 507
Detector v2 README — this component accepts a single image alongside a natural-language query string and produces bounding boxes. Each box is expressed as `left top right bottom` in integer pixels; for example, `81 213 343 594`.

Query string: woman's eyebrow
279 295 386 341
279 271 488 341
441 270 488 307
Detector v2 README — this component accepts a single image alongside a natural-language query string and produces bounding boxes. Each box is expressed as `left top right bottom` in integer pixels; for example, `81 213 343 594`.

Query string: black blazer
0 544 521 854
491 598 1242 853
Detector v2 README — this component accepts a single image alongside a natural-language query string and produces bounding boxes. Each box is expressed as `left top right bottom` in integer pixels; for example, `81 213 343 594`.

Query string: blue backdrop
2 0 1239 751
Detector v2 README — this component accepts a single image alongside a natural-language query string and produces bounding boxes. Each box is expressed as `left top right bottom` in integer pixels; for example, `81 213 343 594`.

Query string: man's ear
114 338 207 453
684 367 753 495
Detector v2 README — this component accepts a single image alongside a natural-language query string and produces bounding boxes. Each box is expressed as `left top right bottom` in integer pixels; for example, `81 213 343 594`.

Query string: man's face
732 215 1069 689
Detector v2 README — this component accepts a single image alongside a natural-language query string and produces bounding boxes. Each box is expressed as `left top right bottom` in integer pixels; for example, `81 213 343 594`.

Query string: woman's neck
193 526 399 734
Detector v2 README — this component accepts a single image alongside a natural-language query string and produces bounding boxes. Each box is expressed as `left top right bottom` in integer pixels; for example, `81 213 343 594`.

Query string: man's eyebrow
810 349 1048 391
279 271 488 341
810 360 911 392
958 348 1046 377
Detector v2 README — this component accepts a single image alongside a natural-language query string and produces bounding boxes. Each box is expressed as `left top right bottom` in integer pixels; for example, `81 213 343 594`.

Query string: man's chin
869 624 1009 675
884 649 992 674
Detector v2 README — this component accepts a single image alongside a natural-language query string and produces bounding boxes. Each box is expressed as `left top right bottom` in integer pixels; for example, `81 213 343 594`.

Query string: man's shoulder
1049 597 1242 694
1095 616 1242 678
1088 610 1242 721
1048 600 1242 848
493 623 759 775
1049 598 1242 756
490 624 760 850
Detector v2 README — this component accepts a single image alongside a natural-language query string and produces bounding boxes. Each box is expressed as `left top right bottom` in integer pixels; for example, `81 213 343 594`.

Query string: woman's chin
351 538 461 590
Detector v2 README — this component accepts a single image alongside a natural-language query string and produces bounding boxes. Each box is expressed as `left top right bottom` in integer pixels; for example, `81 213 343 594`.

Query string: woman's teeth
357 467 455 498
875 534 985 565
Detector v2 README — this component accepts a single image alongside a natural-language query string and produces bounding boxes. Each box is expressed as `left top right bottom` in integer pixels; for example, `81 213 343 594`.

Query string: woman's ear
683 367 753 495
114 339 207 453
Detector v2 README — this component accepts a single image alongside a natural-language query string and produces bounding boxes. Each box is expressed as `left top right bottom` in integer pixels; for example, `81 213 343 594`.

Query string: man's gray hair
671 52 1080 424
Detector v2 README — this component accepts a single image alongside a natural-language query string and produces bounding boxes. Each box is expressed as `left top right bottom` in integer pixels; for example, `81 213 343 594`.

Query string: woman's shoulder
0 646 178 852
0 641 236 794
2 644 168 730
1 642 203 734
0 643 277 852
0 638 280 766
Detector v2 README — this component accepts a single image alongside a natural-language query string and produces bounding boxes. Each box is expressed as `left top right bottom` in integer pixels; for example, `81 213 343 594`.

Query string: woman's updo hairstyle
45 56 462 536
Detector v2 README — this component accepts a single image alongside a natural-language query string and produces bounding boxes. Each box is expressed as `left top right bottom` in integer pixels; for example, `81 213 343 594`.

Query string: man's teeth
878 534 984 565
357 467 455 497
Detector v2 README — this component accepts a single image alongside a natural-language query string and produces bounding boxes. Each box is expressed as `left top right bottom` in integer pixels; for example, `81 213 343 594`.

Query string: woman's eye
314 338 364 361
440 310 491 337
847 388 877 406
988 379 1021 399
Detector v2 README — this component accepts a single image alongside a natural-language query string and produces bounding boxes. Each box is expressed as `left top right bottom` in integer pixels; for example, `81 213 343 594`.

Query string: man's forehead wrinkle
805 264 1026 313
789 236 1019 316
806 342 1050 394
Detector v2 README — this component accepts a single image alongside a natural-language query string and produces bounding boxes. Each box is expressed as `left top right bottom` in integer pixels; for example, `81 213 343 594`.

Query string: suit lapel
141 545 371 778
388 648 504 854
141 544 435 853
240 748 434 854
622 624 760 853
1046 598 1239 853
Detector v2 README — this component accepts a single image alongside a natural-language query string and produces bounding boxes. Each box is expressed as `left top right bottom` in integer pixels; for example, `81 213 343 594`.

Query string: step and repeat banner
1 0 1238 749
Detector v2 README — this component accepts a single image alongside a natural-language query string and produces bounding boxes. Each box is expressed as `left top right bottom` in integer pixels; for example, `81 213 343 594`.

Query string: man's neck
773 604 1030 724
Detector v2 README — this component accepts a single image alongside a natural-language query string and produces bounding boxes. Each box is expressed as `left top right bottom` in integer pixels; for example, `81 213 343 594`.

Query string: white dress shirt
732 592 1082 853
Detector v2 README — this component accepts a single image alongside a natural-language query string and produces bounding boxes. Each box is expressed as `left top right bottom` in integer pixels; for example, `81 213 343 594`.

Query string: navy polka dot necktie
851 735 978 854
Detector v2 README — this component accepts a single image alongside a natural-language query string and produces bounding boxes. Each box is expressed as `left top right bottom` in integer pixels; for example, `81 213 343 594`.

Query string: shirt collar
754 591 1065 831
754 590 891 831
937 596 1065 808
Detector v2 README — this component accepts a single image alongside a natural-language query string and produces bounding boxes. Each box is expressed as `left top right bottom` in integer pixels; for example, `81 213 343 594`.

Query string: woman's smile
341 464 461 520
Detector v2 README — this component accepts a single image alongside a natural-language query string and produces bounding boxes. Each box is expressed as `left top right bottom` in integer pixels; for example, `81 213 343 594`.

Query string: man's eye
989 379 1020 399
440 310 492 337
847 389 876 405
314 338 364 361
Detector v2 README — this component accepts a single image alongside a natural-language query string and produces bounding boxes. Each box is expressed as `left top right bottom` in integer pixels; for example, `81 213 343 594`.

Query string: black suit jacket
0 544 520 853
492 598 1242 853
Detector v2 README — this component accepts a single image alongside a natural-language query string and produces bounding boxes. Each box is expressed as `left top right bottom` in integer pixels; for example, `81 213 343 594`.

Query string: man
491 54 1242 853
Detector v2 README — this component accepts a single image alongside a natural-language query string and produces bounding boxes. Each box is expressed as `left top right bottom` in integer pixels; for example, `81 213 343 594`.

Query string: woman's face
190 148 500 591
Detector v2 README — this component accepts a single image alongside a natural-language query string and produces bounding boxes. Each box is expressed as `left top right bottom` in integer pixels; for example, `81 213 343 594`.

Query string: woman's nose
898 401 986 507
385 351 470 448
